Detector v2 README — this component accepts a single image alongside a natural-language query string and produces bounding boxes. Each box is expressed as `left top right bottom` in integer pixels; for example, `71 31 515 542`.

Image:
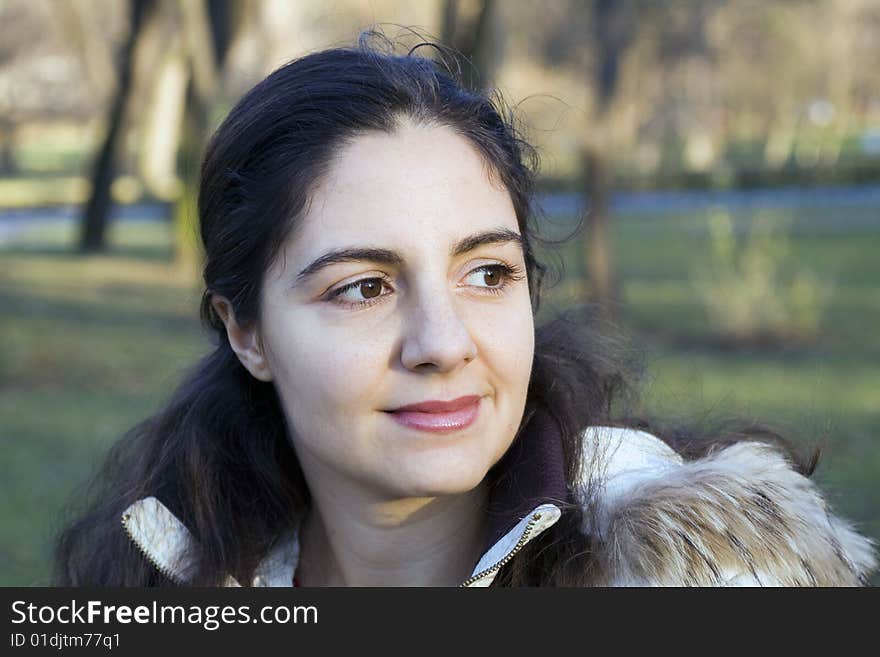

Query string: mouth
388 395 482 414
385 395 482 433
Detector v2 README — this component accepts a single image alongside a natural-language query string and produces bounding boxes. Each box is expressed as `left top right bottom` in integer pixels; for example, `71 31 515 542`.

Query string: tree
578 0 638 317
173 0 237 275
438 0 500 92
532 0 720 317
79 0 154 252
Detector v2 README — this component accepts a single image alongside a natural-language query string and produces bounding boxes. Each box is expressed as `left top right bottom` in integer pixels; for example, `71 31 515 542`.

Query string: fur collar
577 428 877 586
121 421 877 586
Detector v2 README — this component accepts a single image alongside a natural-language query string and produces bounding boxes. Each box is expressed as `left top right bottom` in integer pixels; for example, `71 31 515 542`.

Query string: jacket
120 411 878 586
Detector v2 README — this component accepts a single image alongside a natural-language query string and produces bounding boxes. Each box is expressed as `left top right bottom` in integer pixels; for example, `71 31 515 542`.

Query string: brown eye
359 279 383 298
482 268 501 287
464 264 516 292
329 276 391 307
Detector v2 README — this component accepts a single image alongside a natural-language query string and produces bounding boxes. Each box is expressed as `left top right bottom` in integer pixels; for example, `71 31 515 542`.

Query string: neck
296 480 490 587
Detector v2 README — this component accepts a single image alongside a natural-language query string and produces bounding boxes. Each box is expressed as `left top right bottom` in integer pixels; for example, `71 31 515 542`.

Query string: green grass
1 221 206 585
1 206 878 586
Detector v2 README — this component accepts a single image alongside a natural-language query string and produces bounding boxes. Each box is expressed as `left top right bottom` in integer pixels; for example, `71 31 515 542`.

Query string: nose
400 287 478 373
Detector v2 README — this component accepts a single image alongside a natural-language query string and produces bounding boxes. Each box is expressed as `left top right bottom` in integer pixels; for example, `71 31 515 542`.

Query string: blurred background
1 0 878 586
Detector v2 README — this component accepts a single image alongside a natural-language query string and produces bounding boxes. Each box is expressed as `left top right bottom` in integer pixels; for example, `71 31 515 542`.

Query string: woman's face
257 121 535 501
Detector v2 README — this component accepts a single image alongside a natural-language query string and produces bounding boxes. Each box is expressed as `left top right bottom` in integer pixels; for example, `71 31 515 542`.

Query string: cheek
480 293 535 383
263 309 389 418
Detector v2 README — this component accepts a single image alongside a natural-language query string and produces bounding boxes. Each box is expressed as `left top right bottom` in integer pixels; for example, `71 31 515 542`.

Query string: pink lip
386 395 482 433
391 395 482 413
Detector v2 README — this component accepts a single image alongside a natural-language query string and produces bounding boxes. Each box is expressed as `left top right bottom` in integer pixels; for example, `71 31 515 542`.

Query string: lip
390 395 482 413
386 395 482 433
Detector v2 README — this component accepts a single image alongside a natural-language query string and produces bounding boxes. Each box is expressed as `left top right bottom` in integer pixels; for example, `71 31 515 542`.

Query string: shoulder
575 426 878 586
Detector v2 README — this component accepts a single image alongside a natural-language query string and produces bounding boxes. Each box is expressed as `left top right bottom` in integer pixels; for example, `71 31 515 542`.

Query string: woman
55 35 877 587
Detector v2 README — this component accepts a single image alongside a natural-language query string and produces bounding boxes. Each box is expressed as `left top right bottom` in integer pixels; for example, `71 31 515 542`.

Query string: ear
210 294 273 382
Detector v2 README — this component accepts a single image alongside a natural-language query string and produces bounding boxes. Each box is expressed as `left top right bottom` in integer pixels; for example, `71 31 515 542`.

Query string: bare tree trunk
582 147 613 312
0 119 16 175
577 0 635 317
440 0 458 47
437 0 499 91
79 0 152 252
173 0 235 275
464 0 497 91
139 35 188 200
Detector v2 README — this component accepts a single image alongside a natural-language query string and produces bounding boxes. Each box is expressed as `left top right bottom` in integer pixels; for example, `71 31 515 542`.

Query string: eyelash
327 263 527 309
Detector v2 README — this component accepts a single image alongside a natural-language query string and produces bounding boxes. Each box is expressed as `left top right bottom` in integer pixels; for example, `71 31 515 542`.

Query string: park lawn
1 209 878 586
1 221 207 586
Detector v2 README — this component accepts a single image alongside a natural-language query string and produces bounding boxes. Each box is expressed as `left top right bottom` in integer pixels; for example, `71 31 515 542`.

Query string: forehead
287 122 519 260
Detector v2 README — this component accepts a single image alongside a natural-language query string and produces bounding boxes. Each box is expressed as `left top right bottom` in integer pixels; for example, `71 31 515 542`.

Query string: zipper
121 510 185 584
459 512 543 587
123 499 548 587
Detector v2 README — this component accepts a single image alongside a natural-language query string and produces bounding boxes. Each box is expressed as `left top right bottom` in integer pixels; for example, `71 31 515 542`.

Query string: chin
376 413 517 498
410 477 485 498
387 452 495 499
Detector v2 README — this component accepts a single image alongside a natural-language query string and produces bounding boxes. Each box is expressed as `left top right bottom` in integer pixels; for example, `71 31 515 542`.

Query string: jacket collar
461 408 568 586
121 408 569 587
485 408 568 547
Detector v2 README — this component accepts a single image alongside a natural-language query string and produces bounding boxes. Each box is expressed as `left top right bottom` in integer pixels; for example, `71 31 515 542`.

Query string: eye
465 265 503 287
463 263 526 294
328 276 392 308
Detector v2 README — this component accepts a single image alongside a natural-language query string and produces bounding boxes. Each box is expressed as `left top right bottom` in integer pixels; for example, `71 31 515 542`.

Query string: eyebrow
293 227 525 287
